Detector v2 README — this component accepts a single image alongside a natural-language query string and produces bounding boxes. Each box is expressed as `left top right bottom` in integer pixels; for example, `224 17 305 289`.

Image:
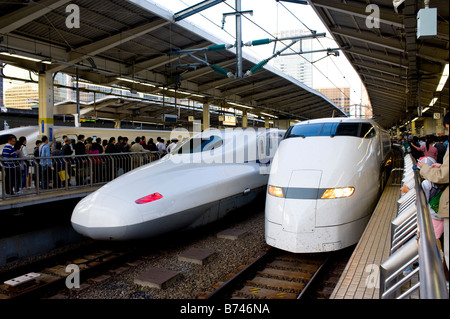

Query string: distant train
71 128 285 240
0 125 190 154
265 118 392 253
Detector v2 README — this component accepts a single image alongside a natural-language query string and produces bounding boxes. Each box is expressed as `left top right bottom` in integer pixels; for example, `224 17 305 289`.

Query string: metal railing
0 152 162 200
379 154 448 299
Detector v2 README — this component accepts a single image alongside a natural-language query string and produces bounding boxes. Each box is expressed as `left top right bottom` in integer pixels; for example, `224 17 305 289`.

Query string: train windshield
284 122 375 139
176 135 223 154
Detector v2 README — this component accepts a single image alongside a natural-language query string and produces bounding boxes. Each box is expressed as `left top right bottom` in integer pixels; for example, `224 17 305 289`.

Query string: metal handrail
379 154 448 299
0 151 162 200
412 156 448 298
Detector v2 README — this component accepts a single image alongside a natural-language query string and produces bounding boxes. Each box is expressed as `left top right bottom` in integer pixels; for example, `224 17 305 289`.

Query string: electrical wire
277 1 361 105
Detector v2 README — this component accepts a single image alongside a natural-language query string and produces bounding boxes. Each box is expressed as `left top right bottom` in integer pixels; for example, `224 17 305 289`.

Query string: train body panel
265 118 391 253
71 128 284 240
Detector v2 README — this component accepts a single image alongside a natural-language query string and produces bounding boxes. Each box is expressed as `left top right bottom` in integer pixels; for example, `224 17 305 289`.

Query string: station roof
309 0 449 128
0 0 346 127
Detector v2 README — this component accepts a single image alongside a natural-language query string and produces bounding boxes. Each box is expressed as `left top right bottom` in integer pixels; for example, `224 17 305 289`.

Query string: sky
150 0 366 105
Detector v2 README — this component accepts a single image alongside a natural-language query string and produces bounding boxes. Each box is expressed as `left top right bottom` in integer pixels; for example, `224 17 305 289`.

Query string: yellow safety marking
249 288 260 293
39 118 54 124
276 292 288 298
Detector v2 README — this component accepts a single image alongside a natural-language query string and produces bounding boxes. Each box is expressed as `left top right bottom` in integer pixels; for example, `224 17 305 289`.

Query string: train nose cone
71 192 143 240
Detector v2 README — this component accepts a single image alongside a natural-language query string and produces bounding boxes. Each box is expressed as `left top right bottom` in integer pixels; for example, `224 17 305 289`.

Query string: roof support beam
347 47 408 68
174 0 226 21
331 27 405 52
0 0 71 34
48 19 170 73
221 77 282 98
241 86 293 103
312 0 404 28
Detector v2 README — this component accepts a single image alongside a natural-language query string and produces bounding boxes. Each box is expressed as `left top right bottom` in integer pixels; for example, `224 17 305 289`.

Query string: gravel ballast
66 204 268 299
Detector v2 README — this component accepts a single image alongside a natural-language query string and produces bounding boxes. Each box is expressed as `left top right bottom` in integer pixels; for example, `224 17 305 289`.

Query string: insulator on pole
211 64 234 78
208 44 233 51
245 38 272 46
245 60 268 77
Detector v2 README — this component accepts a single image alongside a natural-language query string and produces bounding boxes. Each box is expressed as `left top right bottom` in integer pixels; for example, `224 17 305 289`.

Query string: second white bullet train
265 118 392 253
71 128 284 240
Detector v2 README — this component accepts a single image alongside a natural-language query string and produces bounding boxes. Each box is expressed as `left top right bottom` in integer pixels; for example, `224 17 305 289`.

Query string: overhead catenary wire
218 0 358 106
277 1 361 106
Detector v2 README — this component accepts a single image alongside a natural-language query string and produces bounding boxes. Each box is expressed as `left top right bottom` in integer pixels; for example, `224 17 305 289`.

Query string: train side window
178 135 223 153
284 123 323 139
319 123 338 136
334 123 360 137
360 123 376 138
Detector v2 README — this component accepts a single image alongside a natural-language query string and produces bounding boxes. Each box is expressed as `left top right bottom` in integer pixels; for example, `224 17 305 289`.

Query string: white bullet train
265 118 392 253
71 128 284 240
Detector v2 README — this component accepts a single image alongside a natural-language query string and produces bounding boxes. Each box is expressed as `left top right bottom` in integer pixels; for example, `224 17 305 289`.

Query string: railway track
0 242 140 299
205 246 352 300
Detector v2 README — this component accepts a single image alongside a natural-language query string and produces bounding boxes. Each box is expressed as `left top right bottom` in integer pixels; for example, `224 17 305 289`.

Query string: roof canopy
0 0 346 127
309 0 449 128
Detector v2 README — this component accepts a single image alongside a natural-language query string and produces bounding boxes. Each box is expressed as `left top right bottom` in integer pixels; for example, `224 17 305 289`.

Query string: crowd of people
1 133 180 195
400 112 449 276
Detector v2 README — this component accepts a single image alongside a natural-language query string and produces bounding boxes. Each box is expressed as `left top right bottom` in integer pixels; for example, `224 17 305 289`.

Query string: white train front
265 118 392 253
71 128 284 240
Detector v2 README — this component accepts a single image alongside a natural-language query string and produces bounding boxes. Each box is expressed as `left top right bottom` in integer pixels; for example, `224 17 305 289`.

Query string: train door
257 129 283 174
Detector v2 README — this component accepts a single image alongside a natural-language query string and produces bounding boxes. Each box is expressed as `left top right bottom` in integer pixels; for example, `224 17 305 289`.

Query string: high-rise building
270 29 313 87
4 84 39 109
316 87 351 114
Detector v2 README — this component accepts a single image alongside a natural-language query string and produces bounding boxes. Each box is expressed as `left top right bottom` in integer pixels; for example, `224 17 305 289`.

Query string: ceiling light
1 52 41 62
436 64 449 92
428 97 438 106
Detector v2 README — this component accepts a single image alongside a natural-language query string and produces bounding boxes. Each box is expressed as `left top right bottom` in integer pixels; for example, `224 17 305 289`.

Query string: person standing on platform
435 136 447 164
39 135 51 189
417 112 449 271
2 134 18 195
410 136 438 161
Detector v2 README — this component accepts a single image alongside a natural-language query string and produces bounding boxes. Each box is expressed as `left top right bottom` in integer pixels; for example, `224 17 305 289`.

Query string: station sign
223 115 236 126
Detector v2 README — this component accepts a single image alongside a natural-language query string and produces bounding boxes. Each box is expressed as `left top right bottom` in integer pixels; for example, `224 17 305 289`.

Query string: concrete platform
134 267 181 290
178 247 215 265
217 228 247 240
0 185 101 210
331 177 400 299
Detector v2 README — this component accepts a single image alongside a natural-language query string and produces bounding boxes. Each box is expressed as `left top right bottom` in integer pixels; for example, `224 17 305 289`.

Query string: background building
4 83 39 109
270 29 313 87
316 87 351 114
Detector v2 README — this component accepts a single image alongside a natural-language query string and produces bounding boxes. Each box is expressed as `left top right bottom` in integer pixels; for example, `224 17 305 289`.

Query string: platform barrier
379 154 448 299
0 152 161 201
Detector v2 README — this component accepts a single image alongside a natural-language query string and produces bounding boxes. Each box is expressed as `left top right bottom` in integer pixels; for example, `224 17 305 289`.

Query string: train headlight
135 192 163 204
321 187 355 199
268 185 284 198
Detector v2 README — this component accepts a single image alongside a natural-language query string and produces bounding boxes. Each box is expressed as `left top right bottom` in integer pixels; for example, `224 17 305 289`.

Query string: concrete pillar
242 110 248 128
202 102 210 131
38 72 54 141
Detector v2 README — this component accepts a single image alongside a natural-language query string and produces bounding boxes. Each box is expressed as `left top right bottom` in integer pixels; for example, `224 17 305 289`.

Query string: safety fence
0 152 161 200
379 153 448 299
